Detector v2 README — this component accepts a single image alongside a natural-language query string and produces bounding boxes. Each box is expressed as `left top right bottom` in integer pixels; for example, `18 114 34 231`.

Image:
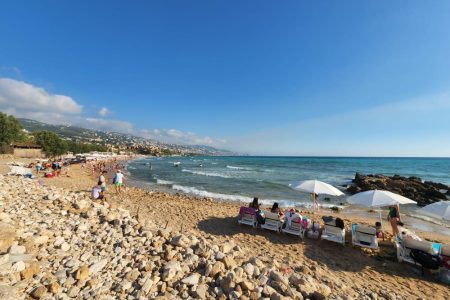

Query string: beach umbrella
347 190 417 207
418 201 450 221
347 190 417 233
289 180 344 196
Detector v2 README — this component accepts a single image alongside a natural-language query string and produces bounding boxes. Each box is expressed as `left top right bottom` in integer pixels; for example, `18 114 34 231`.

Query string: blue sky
1 1 450 156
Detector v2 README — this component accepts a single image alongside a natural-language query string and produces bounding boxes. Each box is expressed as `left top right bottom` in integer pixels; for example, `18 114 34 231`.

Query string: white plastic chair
351 224 378 249
321 224 345 245
261 212 283 233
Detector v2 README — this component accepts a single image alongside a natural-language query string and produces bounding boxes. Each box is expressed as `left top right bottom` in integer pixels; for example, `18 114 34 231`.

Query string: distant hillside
18 118 235 156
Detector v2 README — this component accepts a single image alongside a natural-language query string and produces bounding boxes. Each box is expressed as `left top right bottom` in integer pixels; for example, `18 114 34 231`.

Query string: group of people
246 196 404 238
248 197 294 227
30 160 67 177
90 168 126 201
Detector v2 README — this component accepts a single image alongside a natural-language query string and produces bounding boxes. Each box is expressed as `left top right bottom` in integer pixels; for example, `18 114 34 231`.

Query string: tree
34 131 68 157
0 112 24 152
66 140 107 154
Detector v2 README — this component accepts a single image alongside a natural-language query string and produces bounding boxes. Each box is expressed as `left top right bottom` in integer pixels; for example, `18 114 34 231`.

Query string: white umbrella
418 201 450 221
347 190 417 233
347 190 417 207
289 180 344 196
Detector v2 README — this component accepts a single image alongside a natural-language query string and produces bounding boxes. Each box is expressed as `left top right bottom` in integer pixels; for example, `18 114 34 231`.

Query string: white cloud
225 92 450 156
98 107 111 116
0 77 225 146
0 78 82 115
138 128 225 146
85 117 134 133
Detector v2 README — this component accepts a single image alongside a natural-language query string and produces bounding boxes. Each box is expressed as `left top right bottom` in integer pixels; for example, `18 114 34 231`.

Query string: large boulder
348 173 449 206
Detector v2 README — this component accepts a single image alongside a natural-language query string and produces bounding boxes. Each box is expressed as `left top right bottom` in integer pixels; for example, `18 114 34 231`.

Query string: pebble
0 175 389 300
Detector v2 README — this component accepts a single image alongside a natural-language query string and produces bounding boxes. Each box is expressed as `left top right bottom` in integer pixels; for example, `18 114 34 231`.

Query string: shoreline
2 156 450 299
124 158 450 239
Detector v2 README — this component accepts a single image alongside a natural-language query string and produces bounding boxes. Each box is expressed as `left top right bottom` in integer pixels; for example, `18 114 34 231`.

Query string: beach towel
239 207 256 216
285 211 301 228
410 249 441 273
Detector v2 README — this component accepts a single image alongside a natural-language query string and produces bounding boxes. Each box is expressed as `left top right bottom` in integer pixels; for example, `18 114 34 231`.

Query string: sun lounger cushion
404 237 434 253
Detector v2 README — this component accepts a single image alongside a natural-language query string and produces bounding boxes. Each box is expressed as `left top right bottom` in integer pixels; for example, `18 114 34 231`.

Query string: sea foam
156 179 174 185
226 165 251 170
181 169 231 178
171 184 344 209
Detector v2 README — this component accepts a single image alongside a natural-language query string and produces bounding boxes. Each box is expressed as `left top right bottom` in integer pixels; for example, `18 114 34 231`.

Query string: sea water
127 156 449 207
126 156 450 234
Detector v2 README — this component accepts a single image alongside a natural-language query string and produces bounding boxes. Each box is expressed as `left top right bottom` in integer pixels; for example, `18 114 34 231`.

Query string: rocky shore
347 173 449 206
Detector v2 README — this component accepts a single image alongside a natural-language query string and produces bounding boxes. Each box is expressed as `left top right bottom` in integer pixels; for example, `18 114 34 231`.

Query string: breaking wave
181 169 231 178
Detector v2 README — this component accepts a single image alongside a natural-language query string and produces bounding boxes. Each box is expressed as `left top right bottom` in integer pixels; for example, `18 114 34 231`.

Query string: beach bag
410 249 441 274
112 176 117 184
256 211 265 225
335 218 345 229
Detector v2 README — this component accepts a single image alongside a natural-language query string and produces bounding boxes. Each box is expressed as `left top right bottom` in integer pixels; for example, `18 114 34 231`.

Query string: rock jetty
0 175 408 299
347 173 449 206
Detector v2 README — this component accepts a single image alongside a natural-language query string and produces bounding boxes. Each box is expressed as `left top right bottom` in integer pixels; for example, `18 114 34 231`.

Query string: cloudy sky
1 1 450 156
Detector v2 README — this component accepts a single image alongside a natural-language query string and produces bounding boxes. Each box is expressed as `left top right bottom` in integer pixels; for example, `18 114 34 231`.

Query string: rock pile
347 173 449 206
0 175 404 299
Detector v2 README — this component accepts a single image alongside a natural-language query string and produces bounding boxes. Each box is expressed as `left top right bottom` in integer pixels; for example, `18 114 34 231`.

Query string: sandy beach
1 156 450 299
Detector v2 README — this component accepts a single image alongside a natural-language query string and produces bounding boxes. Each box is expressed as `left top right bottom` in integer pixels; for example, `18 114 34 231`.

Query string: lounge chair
321 221 345 245
395 233 441 266
238 207 256 227
282 217 306 238
261 212 283 232
351 224 378 249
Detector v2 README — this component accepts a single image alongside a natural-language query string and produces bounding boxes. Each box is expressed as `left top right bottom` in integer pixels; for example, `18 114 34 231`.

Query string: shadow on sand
197 215 446 285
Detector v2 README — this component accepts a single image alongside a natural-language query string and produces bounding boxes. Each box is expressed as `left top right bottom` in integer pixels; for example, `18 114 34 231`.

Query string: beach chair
261 212 283 232
351 224 378 249
395 235 441 266
321 222 345 245
282 216 306 238
238 207 256 227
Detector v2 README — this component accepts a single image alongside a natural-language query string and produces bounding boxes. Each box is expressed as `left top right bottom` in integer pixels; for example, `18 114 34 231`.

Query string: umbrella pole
378 209 384 241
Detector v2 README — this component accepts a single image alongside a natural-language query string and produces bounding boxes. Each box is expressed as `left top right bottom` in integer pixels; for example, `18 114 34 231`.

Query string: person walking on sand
312 193 319 212
113 170 125 194
387 204 401 236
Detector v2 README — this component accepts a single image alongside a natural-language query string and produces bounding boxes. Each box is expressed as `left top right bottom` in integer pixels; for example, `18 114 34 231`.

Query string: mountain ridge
18 118 235 156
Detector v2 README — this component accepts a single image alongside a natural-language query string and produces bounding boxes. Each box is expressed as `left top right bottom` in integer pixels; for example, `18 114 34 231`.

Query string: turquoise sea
126 156 450 209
